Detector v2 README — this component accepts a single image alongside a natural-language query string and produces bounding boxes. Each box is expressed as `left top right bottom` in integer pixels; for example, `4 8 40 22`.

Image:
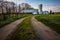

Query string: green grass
10 15 39 40
35 14 60 34
0 14 28 28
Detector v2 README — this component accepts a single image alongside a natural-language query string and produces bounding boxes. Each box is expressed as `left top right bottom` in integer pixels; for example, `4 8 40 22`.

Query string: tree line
0 1 20 20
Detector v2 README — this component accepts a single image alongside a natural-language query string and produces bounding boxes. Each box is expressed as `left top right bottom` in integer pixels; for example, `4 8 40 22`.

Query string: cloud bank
4 0 60 12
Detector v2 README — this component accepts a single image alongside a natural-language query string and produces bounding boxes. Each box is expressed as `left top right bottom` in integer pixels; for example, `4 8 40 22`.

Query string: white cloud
43 5 60 12
5 0 29 4
6 0 14 1
4 0 60 12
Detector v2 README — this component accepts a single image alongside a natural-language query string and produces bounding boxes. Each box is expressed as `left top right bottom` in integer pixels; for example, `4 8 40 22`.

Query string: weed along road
31 16 60 40
10 16 39 40
0 18 26 40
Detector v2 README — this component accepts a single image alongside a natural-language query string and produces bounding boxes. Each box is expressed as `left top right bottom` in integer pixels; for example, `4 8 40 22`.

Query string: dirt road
31 16 60 40
0 18 26 40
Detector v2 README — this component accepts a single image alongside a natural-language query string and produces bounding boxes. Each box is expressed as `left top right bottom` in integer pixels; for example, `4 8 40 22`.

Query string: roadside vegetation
0 14 28 28
10 15 39 40
35 14 60 34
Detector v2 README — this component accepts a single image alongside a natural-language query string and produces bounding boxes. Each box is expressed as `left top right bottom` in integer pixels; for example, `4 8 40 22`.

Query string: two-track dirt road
0 18 26 40
0 16 60 40
31 16 60 40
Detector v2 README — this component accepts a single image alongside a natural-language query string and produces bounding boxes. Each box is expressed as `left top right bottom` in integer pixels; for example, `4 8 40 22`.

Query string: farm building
20 9 38 14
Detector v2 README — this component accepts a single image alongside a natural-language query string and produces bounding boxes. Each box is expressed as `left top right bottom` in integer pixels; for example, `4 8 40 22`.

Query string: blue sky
6 0 60 12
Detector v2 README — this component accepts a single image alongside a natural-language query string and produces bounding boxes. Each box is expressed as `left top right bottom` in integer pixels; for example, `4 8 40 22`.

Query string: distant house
43 11 49 14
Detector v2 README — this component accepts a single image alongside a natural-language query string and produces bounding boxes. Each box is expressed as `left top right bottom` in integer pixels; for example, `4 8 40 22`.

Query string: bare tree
11 2 15 13
0 1 4 14
0 1 6 20
19 4 21 13
0 1 11 20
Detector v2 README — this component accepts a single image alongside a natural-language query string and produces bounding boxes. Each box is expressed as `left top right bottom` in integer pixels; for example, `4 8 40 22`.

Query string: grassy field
0 14 28 28
10 15 39 40
35 14 60 34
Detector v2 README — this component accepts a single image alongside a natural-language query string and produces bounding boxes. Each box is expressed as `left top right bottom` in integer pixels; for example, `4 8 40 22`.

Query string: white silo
38 4 43 14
